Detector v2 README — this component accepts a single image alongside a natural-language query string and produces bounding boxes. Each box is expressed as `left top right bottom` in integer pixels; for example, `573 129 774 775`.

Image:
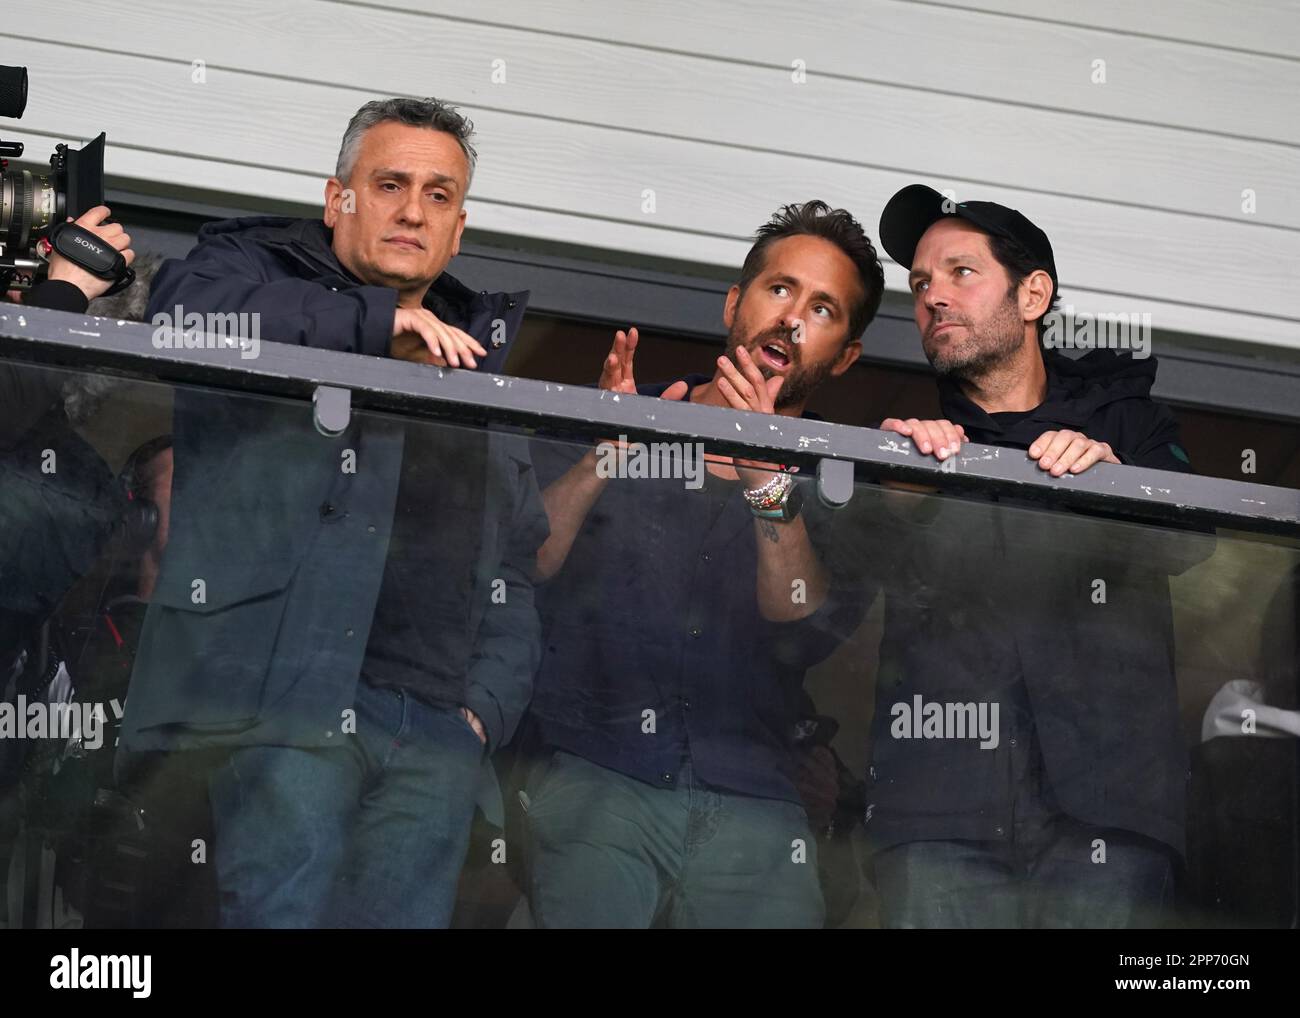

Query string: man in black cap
876 185 1188 472
847 184 1198 927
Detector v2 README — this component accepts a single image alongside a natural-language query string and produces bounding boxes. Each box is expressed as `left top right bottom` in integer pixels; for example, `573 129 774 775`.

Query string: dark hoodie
844 349 1204 860
938 349 1192 472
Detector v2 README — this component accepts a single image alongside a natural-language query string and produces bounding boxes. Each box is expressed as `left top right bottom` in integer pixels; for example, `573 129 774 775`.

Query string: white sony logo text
71 234 104 255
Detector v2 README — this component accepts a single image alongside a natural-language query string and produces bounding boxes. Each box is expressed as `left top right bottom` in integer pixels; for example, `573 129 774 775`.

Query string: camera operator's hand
46 206 134 302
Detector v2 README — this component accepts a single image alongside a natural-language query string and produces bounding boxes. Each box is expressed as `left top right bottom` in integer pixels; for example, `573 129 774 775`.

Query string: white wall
12 0 1300 350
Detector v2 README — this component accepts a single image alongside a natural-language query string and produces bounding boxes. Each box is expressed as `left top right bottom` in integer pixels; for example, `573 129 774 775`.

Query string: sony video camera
0 64 133 295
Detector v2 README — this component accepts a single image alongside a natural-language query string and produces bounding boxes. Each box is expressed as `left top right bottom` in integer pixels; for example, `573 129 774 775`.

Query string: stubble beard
924 293 1025 382
724 322 836 411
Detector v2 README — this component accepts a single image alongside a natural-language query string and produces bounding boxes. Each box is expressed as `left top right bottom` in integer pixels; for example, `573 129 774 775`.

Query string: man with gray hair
144 96 513 368
121 97 548 928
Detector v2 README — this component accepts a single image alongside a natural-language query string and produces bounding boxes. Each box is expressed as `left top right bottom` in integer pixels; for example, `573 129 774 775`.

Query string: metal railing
2 302 1297 535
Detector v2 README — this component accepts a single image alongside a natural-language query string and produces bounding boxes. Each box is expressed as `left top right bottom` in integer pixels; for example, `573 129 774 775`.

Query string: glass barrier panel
1 357 1295 929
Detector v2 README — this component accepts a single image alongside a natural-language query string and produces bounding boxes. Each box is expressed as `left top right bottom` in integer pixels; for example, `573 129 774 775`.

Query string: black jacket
2 282 118 661
850 350 1206 857
525 376 850 803
2 283 117 789
938 349 1191 470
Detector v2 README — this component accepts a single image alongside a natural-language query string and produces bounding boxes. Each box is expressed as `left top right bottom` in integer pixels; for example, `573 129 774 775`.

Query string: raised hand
599 326 640 393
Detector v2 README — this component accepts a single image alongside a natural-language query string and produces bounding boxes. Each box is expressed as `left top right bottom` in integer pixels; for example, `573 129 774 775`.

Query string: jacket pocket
125 566 296 735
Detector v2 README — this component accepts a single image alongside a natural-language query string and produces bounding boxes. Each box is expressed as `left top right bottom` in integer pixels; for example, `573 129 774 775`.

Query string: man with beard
852 184 1197 928
516 201 883 927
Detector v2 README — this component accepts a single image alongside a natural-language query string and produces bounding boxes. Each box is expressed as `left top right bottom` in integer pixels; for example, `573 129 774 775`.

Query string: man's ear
450 207 468 260
723 284 742 331
1021 268 1053 324
323 177 345 228
831 338 863 377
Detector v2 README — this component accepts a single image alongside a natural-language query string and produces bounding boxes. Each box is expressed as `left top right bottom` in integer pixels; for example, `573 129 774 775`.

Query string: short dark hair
737 201 885 342
336 97 477 189
987 232 1060 343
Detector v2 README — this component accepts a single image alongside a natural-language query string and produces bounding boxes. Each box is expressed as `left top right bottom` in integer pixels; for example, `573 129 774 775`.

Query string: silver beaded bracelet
742 471 795 510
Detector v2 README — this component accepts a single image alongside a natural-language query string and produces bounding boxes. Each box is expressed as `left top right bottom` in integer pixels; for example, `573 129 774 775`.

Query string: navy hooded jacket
121 216 546 767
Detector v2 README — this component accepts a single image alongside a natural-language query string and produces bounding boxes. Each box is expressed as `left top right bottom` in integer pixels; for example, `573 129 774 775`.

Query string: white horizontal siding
11 0 1300 351
938 0 1300 59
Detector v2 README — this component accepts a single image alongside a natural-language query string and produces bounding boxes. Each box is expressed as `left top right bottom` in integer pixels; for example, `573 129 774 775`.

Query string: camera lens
2 168 57 254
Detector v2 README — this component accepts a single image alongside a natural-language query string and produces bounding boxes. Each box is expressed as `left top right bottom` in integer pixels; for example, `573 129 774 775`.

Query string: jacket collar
937 348 1160 436
195 216 522 329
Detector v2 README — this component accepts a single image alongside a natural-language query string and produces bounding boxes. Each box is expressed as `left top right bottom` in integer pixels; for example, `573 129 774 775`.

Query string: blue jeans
873 818 1176 928
524 751 824 928
207 681 483 928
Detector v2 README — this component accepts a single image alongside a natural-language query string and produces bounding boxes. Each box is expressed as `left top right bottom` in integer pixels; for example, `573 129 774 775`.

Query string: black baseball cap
879 184 1057 297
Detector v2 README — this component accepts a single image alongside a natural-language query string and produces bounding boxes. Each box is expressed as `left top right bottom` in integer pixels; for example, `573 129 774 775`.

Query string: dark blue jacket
141 216 523 369
120 217 545 765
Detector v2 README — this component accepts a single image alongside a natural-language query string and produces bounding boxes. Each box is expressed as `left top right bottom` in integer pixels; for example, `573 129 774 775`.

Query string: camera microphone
0 64 27 120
